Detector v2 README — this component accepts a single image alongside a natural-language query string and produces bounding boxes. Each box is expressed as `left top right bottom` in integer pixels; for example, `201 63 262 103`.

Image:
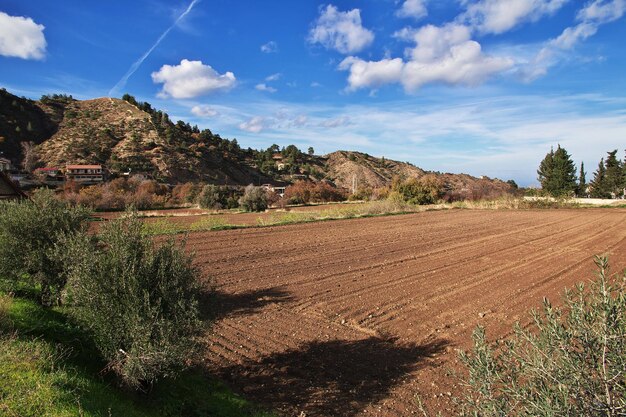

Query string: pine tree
590 158 609 198
551 145 577 196
537 147 555 193
537 145 577 196
604 150 622 198
578 161 586 197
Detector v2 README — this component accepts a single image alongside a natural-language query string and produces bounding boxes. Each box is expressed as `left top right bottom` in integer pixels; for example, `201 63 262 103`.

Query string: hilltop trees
537 145 577 196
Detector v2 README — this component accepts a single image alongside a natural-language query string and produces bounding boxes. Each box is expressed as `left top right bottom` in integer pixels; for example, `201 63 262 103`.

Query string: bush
392 175 442 205
197 184 226 210
284 181 347 205
239 185 269 212
0 189 91 305
457 256 626 416
62 212 203 390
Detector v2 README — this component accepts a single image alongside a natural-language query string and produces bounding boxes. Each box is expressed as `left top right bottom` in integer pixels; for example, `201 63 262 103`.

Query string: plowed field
187 209 626 416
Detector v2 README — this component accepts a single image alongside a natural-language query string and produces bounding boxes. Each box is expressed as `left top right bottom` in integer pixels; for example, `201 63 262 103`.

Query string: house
65 164 104 183
261 183 287 197
34 167 64 182
0 171 27 200
0 157 11 172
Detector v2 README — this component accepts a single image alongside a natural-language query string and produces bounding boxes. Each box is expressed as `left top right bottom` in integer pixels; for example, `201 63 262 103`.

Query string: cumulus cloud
460 0 569 34
260 41 278 53
191 105 218 117
308 5 374 54
0 12 46 60
255 83 277 93
340 24 513 92
151 59 236 99
239 116 266 133
520 0 626 81
396 0 428 20
339 57 405 91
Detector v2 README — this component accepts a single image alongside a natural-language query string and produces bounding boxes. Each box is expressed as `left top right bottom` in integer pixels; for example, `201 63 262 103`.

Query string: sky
1 0 625 186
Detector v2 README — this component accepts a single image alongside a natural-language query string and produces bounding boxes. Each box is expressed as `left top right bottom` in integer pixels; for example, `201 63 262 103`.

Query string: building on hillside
0 171 27 200
0 157 11 172
34 167 64 182
262 183 286 197
65 164 104 184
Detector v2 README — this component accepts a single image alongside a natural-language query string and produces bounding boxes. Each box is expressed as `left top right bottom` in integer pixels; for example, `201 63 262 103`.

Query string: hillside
321 151 513 199
0 88 513 195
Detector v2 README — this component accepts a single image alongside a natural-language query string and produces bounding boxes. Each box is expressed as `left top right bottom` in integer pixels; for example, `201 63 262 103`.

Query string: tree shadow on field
199 286 293 321
217 336 448 417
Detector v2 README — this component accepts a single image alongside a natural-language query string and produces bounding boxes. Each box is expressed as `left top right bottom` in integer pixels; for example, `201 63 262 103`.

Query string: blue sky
1 0 625 185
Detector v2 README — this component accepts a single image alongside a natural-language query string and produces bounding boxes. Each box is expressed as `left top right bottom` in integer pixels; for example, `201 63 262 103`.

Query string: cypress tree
578 162 586 197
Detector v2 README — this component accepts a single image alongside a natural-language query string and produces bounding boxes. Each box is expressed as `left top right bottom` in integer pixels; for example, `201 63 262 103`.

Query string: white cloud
339 57 405 91
396 0 428 20
0 12 46 60
519 0 626 81
311 82 323 88
319 116 351 128
265 73 281 82
460 0 569 34
392 27 419 42
578 0 626 23
151 59 236 99
239 116 266 133
308 5 374 54
255 83 277 93
191 105 218 117
340 24 513 92
260 41 278 53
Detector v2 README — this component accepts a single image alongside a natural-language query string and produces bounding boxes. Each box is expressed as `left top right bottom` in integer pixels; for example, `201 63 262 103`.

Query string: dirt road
187 209 626 416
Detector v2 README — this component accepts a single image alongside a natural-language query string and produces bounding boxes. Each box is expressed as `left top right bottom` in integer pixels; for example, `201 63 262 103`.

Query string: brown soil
187 209 626 416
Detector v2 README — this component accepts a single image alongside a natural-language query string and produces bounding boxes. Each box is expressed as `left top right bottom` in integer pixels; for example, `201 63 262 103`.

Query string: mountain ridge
0 89 513 197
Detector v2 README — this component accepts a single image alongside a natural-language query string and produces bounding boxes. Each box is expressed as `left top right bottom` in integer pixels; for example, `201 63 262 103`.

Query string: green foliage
537 145 577 196
391 175 442 205
0 189 91 305
458 256 626 416
578 161 587 197
197 184 226 210
62 212 203 390
239 185 269 212
0 294 274 417
590 158 611 198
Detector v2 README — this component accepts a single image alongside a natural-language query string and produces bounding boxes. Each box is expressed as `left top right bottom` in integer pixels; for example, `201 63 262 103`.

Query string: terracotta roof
66 164 102 169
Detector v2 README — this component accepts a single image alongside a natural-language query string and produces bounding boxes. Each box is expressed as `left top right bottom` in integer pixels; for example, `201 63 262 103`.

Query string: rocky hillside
321 151 513 198
322 151 425 189
0 88 514 196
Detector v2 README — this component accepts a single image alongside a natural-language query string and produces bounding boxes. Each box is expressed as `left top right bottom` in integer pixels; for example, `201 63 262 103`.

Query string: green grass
0 294 274 417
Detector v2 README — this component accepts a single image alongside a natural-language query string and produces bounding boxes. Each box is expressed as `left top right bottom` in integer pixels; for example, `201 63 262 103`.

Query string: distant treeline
537 145 626 198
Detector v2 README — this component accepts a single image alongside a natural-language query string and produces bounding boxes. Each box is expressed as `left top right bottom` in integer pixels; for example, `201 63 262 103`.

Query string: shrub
0 189 91 306
62 212 203 390
197 184 225 210
239 185 269 212
392 175 442 205
457 256 626 416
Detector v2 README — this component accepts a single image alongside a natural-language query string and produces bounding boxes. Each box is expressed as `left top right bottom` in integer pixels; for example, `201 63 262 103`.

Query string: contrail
108 0 200 97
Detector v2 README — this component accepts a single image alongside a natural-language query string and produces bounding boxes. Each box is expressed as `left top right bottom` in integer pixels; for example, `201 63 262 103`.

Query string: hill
0 88 513 196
